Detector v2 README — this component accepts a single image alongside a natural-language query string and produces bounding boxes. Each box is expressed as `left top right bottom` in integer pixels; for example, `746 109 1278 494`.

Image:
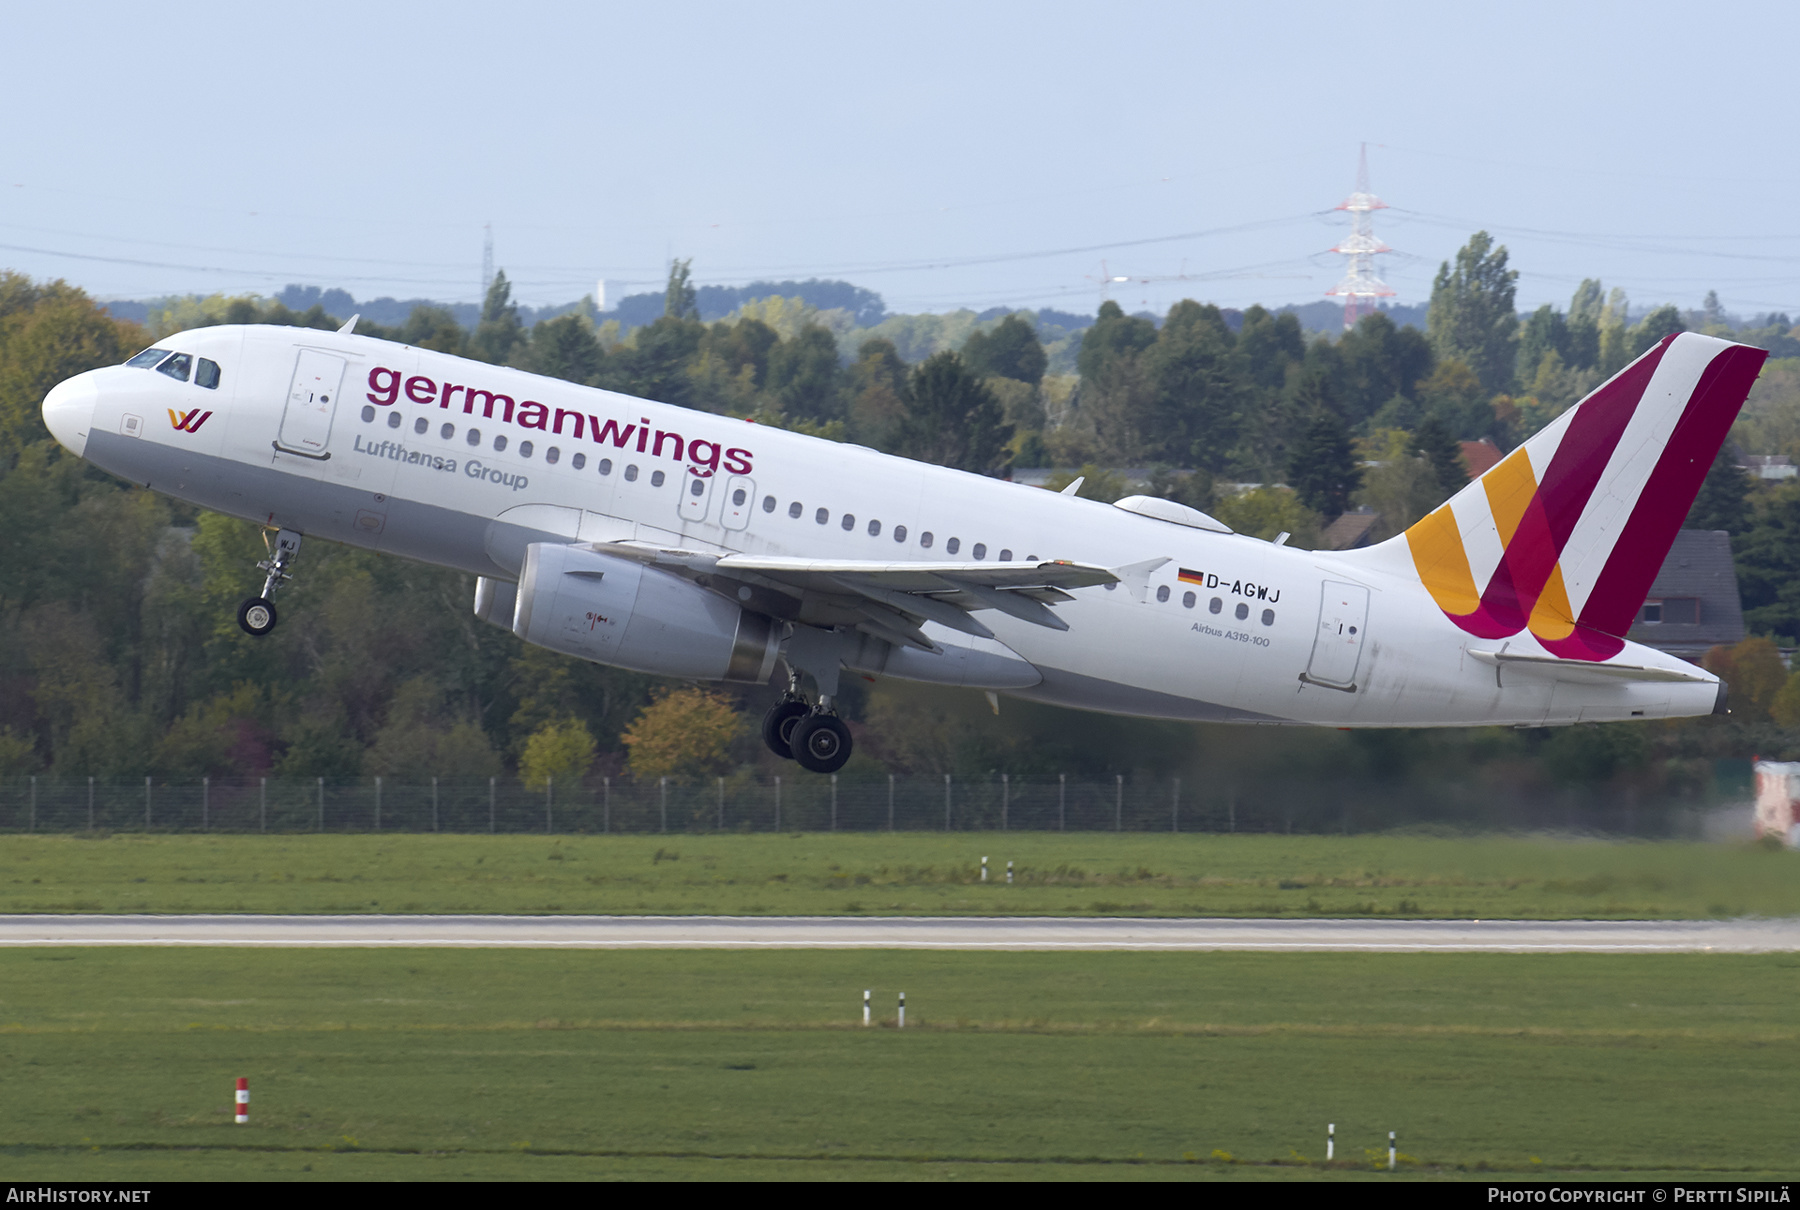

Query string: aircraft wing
1468 648 1714 685
586 542 1118 651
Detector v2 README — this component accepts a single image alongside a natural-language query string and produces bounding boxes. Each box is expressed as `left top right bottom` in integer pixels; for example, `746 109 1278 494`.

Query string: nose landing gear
237 528 302 637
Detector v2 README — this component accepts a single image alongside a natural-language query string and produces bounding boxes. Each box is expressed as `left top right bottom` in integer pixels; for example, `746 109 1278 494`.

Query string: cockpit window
155 353 192 382
195 358 221 390
126 348 171 368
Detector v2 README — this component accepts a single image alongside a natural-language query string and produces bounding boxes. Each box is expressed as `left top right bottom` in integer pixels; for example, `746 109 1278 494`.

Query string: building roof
1321 511 1381 550
1459 439 1503 478
1624 529 1745 656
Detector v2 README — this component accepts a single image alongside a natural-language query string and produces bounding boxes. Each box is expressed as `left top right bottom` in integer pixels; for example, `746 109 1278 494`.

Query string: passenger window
1235 603 1249 620
195 358 221 389
732 488 747 506
867 520 881 536
157 353 192 382
920 531 933 548
841 514 855 531
1262 609 1275 626
414 417 429 435
1156 585 1170 603
690 478 705 497
651 470 665 487
126 347 171 368
494 435 508 451
762 496 776 512
999 549 1012 561
546 447 560 464
440 423 455 440
894 525 907 542
386 411 401 429
625 464 639 482
361 405 376 423
788 501 802 518
1183 591 1196 609
598 457 611 474
466 428 481 446
815 507 829 524
1209 597 1222 613
572 453 586 470
519 441 533 458
973 543 986 560
946 538 960 555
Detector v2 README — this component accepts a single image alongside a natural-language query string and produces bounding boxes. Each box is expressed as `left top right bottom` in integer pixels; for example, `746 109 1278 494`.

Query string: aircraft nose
41 372 97 457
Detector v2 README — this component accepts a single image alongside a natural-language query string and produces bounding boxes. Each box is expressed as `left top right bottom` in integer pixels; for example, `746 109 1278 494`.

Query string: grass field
1 831 1797 919
0 947 1794 1181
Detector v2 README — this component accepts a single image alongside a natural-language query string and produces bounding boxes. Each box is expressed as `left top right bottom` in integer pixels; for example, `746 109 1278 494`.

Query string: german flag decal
1177 568 1205 585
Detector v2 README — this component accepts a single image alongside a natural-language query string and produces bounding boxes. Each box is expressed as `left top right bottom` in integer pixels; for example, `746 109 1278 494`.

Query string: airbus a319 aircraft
39 321 1765 774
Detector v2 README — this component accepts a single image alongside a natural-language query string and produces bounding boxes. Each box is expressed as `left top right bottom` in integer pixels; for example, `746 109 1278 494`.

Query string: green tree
1408 414 1469 498
1516 304 1566 387
1427 231 1519 395
1287 402 1361 517
896 352 1012 475
521 312 604 385
664 258 699 321
962 314 1047 386
471 270 523 364
519 716 598 791
1333 311 1435 428
1235 305 1306 391
765 325 843 423
1685 447 1752 534
845 337 910 449
1630 304 1686 359
1143 300 1248 471
400 305 466 356
1211 486 1321 548
1733 480 1800 640
0 280 142 455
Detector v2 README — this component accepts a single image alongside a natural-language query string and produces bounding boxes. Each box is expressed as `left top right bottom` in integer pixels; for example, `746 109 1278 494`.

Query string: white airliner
39 322 1764 773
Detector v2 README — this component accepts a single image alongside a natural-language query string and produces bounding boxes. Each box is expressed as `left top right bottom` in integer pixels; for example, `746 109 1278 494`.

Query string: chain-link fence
0 773 1744 838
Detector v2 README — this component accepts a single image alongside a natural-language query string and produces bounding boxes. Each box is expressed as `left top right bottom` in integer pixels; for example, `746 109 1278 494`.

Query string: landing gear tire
790 713 852 774
762 700 810 760
237 597 279 637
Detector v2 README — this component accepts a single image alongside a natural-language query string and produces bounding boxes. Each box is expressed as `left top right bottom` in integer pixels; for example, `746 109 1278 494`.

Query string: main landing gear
237 528 302 637
761 668 853 774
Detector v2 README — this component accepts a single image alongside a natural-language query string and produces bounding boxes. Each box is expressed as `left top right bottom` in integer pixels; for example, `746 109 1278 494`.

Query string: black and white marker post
981 856 988 882
863 989 870 1026
1327 1123 1334 1161
1006 860 1013 885
1388 1130 1396 1171
898 991 906 1029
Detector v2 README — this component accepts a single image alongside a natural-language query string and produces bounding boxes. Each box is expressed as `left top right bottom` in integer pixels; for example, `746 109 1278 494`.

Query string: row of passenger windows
360 405 671 482
761 494 1032 559
126 347 221 389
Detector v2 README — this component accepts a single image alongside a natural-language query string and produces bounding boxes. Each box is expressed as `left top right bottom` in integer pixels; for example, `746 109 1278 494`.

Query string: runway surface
1 915 1797 951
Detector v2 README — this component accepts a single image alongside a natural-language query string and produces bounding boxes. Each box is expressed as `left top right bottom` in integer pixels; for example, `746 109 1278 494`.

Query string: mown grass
1 831 1796 918
0 948 1794 1181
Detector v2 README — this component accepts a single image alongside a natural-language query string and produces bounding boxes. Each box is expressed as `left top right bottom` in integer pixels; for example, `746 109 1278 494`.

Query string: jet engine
508 543 781 683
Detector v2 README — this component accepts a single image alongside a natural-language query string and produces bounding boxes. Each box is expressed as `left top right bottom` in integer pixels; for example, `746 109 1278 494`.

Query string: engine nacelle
512 543 781 683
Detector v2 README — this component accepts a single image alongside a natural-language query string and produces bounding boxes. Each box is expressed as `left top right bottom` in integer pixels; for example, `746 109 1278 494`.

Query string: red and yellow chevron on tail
1373 332 1766 661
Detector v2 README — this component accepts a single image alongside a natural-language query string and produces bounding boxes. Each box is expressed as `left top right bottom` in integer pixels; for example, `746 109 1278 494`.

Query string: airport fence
0 773 1745 838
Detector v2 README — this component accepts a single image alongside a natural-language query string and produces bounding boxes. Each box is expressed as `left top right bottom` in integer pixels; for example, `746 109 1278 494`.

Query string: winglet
1059 476 1084 497
1110 556 1171 603
338 314 360 335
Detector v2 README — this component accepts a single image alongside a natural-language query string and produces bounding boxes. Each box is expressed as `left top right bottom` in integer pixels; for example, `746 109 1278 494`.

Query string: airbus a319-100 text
39 321 1765 773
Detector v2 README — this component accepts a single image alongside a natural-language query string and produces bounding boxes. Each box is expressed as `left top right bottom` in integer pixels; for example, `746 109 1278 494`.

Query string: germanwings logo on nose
168 408 212 433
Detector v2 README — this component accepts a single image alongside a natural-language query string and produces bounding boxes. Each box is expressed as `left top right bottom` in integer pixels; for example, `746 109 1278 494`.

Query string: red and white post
235 1077 249 1124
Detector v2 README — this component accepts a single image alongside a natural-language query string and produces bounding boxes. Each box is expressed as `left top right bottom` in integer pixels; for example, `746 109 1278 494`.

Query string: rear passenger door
678 467 714 523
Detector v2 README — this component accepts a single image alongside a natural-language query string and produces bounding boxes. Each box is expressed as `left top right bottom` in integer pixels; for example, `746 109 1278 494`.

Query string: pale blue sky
6 0 1797 319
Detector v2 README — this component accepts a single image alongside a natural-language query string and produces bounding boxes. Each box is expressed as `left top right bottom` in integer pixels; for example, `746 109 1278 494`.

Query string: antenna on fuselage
337 314 360 335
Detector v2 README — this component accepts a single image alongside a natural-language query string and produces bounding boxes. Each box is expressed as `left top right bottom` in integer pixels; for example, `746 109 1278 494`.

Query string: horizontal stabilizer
1468 648 1714 686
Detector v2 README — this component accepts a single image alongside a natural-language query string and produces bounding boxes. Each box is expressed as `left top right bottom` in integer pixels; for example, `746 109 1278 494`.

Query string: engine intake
512 543 780 683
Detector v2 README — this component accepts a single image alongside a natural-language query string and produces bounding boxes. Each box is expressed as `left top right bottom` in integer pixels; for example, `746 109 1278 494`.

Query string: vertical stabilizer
1345 332 1765 660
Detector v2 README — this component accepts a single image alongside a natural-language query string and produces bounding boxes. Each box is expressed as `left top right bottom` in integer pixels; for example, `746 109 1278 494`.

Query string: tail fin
1348 332 1765 661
